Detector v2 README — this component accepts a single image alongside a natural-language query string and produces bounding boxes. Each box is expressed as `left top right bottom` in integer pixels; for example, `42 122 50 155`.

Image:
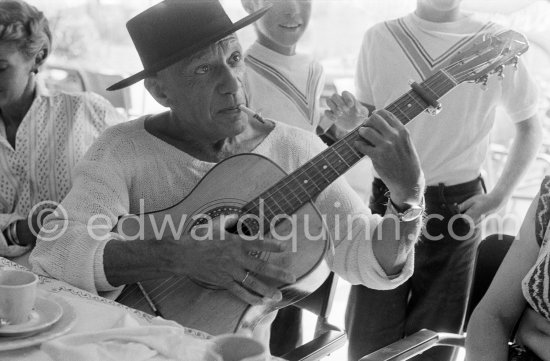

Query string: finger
242 237 288 253
227 282 266 305
376 109 405 129
324 108 337 121
457 198 474 212
341 91 356 108
462 209 482 226
365 111 396 138
326 98 342 115
238 271 283 301
244 258 296 284
330 94 348 111
357 126 385 148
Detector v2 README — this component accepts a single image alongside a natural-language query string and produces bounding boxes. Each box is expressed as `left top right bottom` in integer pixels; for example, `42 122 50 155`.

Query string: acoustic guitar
114 30 529 335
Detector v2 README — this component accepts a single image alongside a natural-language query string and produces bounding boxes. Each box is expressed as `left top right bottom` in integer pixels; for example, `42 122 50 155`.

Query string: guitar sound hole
226 217 260 238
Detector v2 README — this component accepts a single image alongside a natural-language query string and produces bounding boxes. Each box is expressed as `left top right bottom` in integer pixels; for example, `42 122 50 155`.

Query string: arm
0 209 52 256
321 110 423 287
516 307 550 359
460 115 542 223
466 196 541 360
31 129 294 302
360 110 424 275
103 221 294 305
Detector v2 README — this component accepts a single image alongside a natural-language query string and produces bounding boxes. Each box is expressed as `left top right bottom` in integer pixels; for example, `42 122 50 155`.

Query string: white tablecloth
0 257 211 361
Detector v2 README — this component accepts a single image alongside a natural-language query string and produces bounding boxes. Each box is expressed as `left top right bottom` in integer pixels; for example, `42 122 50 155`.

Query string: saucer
0 296 76 351
0 297 63 337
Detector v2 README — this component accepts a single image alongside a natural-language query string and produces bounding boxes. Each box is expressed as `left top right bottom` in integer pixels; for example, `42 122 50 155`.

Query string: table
0 257 211 360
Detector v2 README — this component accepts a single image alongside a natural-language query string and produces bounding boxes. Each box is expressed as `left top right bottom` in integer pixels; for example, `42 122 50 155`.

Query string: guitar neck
242 70 457 226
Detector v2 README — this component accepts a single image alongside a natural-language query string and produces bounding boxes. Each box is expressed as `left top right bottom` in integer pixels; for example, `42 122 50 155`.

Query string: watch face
402 206 424 222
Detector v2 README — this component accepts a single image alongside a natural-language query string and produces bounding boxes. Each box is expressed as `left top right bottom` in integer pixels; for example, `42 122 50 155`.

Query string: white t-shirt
356 13 539 186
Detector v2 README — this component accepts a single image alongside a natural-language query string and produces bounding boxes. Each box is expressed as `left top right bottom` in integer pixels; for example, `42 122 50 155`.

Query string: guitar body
115 153 331 335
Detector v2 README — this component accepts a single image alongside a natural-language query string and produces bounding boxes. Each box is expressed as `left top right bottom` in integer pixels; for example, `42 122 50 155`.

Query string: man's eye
230 53 242 64
195 64 210 74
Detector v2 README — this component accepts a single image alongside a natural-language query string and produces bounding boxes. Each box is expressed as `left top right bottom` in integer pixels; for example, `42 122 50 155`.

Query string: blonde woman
0 0 124 257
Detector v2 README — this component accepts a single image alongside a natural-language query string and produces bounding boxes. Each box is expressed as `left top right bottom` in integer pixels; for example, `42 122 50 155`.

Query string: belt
372 176 486 199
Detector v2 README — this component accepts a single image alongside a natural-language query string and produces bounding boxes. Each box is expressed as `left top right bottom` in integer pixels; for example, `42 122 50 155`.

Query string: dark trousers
345 177 484 361
269 306 302 356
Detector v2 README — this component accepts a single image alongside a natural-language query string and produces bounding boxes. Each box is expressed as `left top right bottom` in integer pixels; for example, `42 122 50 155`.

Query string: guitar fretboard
241 70 457 231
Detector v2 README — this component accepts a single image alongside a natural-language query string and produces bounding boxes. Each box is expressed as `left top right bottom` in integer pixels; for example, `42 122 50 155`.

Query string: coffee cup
205 334 269 361
0 269 38 325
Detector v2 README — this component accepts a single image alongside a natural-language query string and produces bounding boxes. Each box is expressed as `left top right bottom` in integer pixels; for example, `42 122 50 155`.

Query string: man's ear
144 76 170 108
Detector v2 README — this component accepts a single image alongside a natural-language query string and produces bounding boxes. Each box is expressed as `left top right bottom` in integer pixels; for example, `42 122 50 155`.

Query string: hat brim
107 5 271 91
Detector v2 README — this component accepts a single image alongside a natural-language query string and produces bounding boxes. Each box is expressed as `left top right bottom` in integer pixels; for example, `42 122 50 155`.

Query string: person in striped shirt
467 177 549 361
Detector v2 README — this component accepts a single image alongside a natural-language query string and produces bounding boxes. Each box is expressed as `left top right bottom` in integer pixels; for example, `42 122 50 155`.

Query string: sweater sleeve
267 126 414 289
317 177 414 289
29 126 133 293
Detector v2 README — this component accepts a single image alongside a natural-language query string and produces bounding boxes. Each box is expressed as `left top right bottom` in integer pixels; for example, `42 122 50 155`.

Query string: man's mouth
279 24 301 30
219 104 243 113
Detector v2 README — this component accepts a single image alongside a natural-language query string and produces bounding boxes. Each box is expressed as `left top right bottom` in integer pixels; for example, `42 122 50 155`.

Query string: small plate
0 297 62 337
0 296 76 351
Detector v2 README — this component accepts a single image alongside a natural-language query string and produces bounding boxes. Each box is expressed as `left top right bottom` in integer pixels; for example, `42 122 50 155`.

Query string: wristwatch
386 197 424 222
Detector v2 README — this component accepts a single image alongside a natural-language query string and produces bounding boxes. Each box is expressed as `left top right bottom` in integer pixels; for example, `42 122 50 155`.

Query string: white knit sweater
30 116 414 294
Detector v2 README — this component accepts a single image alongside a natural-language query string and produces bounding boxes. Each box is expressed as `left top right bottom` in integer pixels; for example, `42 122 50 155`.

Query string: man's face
156 35 249 141
255 0 312 53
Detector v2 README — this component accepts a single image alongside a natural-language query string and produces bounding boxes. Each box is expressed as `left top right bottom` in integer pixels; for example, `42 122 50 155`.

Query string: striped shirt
524 176 550 321
0 83 124 257
244 42 327 132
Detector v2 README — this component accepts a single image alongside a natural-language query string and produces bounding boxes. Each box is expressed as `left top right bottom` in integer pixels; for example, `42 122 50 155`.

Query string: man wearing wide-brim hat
30 0 425 350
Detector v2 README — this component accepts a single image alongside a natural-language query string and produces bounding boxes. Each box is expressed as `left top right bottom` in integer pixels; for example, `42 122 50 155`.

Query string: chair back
281 272 347 360
464 233 515 328
42 64 132 116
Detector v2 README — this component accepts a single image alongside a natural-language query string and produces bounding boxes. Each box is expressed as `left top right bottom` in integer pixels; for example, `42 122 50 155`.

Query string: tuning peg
513 56 519 71
476 75 489 91
496 65 505 80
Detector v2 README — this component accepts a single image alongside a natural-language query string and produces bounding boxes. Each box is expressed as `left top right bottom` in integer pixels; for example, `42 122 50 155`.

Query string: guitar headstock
445 30 529 85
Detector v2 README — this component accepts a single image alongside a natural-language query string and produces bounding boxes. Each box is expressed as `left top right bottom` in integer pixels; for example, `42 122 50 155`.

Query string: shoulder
366 19 395 36
84 116 146 161
47 90 125 126
361 19 395 47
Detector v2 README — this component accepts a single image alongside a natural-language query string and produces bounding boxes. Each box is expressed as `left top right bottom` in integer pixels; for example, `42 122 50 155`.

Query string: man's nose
218 66 240 95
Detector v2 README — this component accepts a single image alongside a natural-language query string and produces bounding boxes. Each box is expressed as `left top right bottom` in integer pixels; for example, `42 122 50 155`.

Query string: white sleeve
500 59 540 122
29 127 132 293
354 31 376 106
304 135 414 289
315 177 414 289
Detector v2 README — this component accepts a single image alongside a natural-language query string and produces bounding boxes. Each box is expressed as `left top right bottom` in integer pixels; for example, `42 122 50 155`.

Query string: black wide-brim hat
107 0 270 91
